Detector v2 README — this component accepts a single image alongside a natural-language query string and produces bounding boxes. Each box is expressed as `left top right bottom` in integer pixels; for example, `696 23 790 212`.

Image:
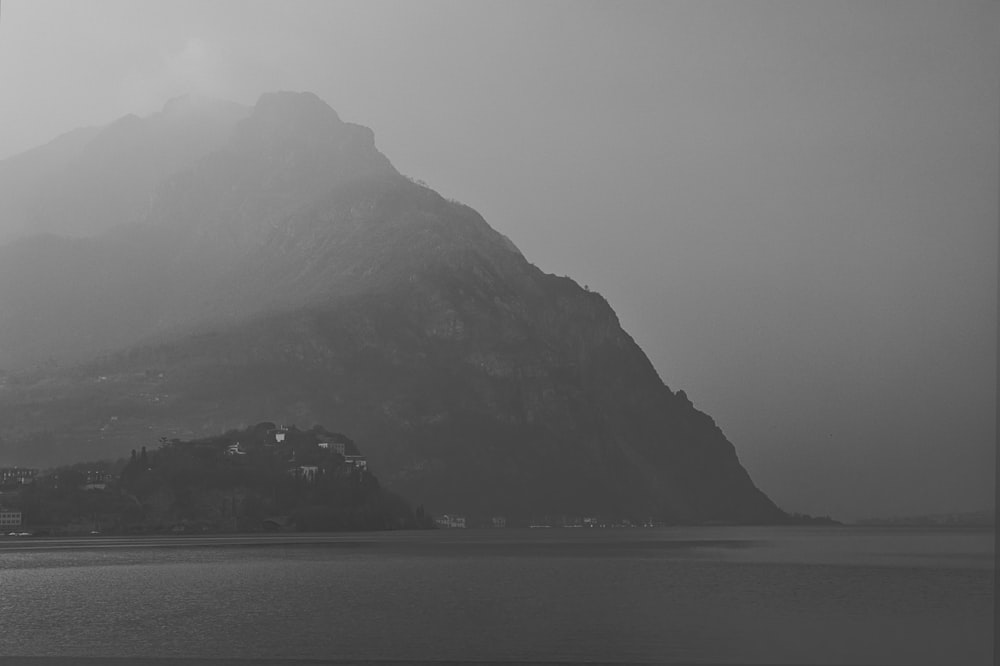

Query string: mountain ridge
0 95 250 242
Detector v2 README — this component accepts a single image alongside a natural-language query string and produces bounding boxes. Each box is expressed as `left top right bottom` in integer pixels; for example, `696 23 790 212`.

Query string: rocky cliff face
0 92 784 524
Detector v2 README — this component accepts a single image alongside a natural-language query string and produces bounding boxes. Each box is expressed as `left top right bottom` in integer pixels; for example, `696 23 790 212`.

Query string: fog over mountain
0 2 995 522
0 91 786 524
0 95 248 241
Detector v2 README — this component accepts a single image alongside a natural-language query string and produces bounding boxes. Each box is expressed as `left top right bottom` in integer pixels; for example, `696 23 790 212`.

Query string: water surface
0 526 993 664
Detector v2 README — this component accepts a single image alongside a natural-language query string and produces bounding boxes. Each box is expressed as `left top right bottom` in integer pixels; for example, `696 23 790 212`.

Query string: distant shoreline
0 532 397 551
1 523 991 554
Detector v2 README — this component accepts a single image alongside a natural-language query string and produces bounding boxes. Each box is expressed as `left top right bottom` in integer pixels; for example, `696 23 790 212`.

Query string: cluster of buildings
430 515 655 529
435 514 466 529
1 467 37 486
317 441 346 455
0 467 37 530
432 516 507 529
0 423 375 533
2 466 118 532
223 426 368 482
0 507 22 528
287 454 367 482
83 470 114 491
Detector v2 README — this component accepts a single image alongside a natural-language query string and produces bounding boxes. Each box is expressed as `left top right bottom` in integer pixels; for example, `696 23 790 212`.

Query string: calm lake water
0 526 994 664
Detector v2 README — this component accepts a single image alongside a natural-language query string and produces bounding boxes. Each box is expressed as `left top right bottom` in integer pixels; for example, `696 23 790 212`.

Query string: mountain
0 91 785 524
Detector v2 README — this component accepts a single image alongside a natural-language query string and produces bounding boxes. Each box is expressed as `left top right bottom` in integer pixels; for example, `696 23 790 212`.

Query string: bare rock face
0 92 784 524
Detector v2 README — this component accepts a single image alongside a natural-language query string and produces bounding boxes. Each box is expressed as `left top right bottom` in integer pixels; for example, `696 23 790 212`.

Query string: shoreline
0 523 992 553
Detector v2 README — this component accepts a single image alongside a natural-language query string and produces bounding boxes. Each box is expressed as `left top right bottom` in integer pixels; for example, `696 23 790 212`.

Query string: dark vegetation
12 423 432 534
783 512 842 526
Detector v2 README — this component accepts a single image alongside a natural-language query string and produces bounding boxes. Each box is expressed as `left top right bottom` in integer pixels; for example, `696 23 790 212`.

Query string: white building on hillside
343 455 367 471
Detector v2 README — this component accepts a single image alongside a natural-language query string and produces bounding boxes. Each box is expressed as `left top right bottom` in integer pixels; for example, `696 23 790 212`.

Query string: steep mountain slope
0 92 785 523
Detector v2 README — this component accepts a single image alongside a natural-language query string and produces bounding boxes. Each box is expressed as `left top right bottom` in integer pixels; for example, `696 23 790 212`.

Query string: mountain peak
251 91 343 128
214 90 396 193
228 91 364 161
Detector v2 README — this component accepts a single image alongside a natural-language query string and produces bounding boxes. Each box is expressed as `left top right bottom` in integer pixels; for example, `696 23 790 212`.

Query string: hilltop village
0 422 433 535
1 420 838 534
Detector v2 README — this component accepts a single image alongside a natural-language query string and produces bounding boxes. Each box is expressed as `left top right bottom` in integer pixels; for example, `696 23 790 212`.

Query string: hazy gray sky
0 1 996 520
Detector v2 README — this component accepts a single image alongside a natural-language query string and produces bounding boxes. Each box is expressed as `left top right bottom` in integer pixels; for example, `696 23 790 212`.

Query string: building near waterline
435 514 466 529
0 507 23 527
